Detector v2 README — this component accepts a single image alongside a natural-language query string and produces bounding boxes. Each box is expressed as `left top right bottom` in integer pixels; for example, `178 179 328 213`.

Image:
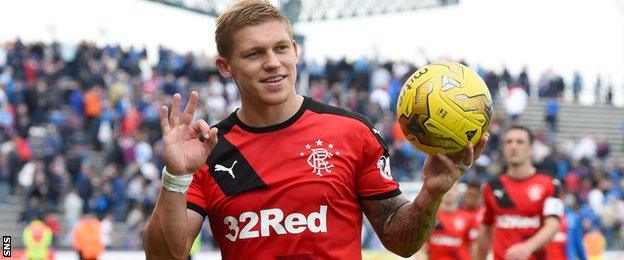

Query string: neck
507 162 536 179
237 94 304 127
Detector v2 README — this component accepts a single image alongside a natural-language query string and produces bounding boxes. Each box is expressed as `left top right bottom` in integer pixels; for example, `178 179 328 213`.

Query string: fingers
171 93 181 127
435 153 456 172
181 91 199 125
160 106 170 135
191 119 211 139
205 127 219 150
191 120 219 150
474 132 490 158
462 143 474 166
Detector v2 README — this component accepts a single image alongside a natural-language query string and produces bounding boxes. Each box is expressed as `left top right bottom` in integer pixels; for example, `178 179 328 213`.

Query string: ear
215 56 232 78
292 40 300 61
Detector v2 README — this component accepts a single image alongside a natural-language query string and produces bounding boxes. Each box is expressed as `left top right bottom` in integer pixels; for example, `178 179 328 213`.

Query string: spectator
583 225 606 260
101 212 114 249
573 135 597 162
503 85 528 124
596 135 610 168
63 188 83 235
594 75 602 105
564 194 587 260
72 214 105 260
545 98 560 132
572 70 583 103
43 212 62 247
22 219 53 260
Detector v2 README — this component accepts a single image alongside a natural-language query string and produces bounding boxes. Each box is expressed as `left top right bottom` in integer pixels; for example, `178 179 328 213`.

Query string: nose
263 50 280 71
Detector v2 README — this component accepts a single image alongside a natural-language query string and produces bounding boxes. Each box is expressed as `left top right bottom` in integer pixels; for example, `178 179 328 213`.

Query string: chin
508 160 524 167
258 90 293 106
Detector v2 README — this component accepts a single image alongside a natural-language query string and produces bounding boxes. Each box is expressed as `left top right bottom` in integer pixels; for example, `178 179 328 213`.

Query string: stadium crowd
0 39 623 253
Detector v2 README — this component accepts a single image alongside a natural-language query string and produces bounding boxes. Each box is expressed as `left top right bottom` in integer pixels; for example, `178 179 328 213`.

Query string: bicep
542 215 561 231
360 194 410 235
186 209 204 249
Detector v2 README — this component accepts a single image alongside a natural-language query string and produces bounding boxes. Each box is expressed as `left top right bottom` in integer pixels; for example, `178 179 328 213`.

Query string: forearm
375 189 443 257
475 225 492 260
523 217 561 253
144 188 191 259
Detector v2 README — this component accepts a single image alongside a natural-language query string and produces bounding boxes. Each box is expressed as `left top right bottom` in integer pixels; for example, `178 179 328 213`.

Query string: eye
245 51 260 59
276 45 289 52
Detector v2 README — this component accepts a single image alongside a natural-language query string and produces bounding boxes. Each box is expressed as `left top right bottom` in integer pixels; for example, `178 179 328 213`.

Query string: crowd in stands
1 39 623 251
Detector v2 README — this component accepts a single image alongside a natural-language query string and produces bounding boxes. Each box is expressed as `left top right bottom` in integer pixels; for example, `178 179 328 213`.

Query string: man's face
441 185 459 210
502 129 533 166
463 187 481 209
216 20 299 107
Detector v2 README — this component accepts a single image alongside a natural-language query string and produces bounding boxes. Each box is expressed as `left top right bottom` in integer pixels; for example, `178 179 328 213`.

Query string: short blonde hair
215 0 293 58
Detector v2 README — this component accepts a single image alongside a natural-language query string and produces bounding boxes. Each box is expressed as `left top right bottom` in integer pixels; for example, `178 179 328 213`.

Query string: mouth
260 75 287 86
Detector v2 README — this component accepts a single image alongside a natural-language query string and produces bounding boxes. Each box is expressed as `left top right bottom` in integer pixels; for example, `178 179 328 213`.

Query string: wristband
162 166 194 193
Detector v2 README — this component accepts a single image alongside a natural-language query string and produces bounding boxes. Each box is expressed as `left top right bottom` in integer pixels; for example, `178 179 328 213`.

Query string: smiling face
216 20 299 108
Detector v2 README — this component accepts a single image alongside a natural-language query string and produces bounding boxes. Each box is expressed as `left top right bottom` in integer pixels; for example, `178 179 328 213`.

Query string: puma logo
215 160 238 179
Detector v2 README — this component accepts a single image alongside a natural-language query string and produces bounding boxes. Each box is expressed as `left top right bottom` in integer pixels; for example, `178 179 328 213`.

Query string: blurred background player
476 125 563 260
461 177 484 223
546 192 587 260
417 184 479 260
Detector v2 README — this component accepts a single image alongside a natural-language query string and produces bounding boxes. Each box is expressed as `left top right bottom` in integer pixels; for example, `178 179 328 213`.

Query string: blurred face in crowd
440 185 460 211
216 20 299 109
502 128 533 167
463 186 482 210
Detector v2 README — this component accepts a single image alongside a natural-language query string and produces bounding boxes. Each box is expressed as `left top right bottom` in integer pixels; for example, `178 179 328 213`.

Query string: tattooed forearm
361 193 443 257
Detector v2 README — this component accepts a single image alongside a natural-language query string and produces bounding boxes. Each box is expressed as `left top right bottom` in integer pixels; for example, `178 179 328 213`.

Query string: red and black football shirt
426 209 479 260
546 214 568 260
482 173 564 260
186 97 400 260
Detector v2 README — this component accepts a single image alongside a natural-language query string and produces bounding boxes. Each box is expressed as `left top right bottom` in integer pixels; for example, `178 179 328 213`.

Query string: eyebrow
239 40 291 56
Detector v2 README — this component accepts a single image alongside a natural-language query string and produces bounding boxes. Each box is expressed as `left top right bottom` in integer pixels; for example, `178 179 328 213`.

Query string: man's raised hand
160 91 218 175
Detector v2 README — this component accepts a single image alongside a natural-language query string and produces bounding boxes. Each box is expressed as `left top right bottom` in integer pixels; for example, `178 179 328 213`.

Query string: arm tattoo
361 194 439 257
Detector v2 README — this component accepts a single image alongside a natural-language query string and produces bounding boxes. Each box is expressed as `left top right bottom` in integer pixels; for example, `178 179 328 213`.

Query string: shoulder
212 112 237 136
485 175 504 190
305 98 386 148
305 98 376 132
534 172 561 187
535 172 562 196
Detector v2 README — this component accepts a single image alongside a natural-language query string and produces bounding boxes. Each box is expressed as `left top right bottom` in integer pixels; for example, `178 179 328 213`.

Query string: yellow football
396 62 493 155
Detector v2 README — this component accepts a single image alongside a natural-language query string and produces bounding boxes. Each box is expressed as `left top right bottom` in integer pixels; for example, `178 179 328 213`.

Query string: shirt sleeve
186 164 211 218
356 126 401 200
481 184 494 225
543 177 564 218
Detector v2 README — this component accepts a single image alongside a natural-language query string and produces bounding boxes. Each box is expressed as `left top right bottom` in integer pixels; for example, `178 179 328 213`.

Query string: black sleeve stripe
544 214 562 220
306 97 389 154
359 189 402 200
187 202 207 219
488 177 516 208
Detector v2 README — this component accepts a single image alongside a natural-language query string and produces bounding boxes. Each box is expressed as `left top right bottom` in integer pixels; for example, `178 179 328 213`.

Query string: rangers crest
300 139 339 176
526 184 545 202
